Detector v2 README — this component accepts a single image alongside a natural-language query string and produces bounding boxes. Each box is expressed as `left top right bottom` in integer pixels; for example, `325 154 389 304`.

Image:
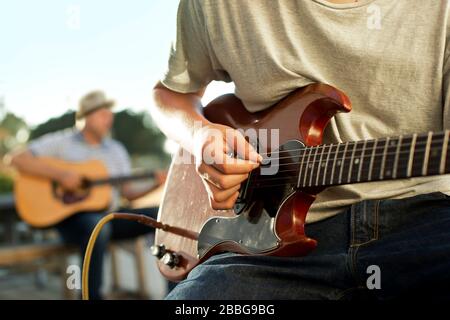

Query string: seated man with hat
9 90 165 300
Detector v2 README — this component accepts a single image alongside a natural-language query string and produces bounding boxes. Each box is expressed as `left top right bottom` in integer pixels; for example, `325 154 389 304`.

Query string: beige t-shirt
161 0 450 223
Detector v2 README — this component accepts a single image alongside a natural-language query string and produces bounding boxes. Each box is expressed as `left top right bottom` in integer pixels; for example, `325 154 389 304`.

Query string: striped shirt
28 128 131 210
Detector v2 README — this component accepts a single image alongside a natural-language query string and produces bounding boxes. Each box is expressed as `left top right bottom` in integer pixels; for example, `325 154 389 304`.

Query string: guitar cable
81 212 198 300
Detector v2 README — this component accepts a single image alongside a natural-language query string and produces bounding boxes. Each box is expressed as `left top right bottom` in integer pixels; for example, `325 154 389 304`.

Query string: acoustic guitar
14 158 157 228
153 83 450 282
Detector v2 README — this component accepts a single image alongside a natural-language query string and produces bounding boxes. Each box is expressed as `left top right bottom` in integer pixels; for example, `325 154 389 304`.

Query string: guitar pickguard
198 203 280 258
197 140 305 259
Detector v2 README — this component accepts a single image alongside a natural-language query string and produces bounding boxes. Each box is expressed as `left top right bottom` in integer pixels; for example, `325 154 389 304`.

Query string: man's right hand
151 83 262 210
58 171 84 191
193 123 263 210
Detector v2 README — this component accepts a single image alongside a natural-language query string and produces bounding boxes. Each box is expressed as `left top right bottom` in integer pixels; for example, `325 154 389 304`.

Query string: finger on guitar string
202 180 242 203
208 189 240 210
226 128 263 164
196 162 249 189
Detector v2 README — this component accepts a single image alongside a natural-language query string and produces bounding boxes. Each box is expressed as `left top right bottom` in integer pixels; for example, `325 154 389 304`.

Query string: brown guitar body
15 158 112 228
155 83 352 281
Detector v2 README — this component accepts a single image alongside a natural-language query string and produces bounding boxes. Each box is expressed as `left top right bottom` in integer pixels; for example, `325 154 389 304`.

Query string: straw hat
76 90 115 119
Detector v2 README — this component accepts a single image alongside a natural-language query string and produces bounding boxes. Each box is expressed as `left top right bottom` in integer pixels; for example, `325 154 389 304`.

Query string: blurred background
0 0 234 299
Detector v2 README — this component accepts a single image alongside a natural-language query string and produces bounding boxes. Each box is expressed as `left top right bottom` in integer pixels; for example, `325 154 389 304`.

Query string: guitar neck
90 172 155 187
296 130 450 188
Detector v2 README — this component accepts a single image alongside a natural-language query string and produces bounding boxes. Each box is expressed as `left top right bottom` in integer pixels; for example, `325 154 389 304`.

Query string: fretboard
296 130 450 188
89 172 155 187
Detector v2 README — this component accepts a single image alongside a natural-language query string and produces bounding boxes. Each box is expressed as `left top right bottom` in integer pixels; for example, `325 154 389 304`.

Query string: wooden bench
0 238 151 300
0 242 77 267
0 242 78 299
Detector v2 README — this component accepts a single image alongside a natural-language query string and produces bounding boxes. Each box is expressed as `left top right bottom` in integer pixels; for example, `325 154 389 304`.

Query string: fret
368 139 378 181
338 142 350 185
383 137 398 180
342 141 355 184
347 142 358 183
297 147 307 188
441 130 450 174
356 140 367 183
323 144 338 185
302 147 313 187
300 147 310 188
371 138 387 181
392 135 402 179
316 145 327 186
360 140 375 182
422 132 433 176
379 137 390 180
330 144 341 185
399 135 414 178
411 134 428 177
407 134 417 177
309 146 320 187
322 144 333 185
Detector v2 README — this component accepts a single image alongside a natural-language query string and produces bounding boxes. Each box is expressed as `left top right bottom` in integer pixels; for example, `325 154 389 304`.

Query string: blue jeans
56 207 159 300
167 192 450 300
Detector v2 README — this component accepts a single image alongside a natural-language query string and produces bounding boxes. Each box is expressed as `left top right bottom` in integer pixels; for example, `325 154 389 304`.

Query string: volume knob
161 252 180 269
150 244 166 259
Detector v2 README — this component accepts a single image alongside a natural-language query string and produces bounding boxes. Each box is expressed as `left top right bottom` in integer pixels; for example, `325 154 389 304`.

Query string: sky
0 0 234 126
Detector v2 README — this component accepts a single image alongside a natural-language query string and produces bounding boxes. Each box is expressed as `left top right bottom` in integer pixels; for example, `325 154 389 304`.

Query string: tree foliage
29 111 76 140
113 110 167 156
0 112 29 155
0 112 28 134
29 109 170 164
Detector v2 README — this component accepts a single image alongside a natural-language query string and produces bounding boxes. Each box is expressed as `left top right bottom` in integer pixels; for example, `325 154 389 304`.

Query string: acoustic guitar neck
88 172 156 187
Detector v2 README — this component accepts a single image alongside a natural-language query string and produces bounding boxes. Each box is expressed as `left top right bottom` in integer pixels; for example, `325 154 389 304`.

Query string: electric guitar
14 158 158 228
154 83 450 281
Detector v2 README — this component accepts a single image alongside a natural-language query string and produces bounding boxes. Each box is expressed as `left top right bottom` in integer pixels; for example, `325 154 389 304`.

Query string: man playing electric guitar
151 0 450 299
9 90 165 300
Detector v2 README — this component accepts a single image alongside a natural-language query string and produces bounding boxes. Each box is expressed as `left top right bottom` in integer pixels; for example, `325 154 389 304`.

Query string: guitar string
225 138 447 162
254 167 440 185
255 156 444 181
263 140 445 160
250 160 445 188
222 143 447 170
264 141 445 161
242 135 448 158
248 166 446 190
263 147 444 170
255 132 448 157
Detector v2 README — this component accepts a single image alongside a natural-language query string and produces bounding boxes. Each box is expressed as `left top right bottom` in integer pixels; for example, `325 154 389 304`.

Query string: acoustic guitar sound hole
52 181 90 204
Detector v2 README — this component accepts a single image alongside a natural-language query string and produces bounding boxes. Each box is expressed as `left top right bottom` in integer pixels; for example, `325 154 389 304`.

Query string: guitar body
156 83 352 281
15 158 112 228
